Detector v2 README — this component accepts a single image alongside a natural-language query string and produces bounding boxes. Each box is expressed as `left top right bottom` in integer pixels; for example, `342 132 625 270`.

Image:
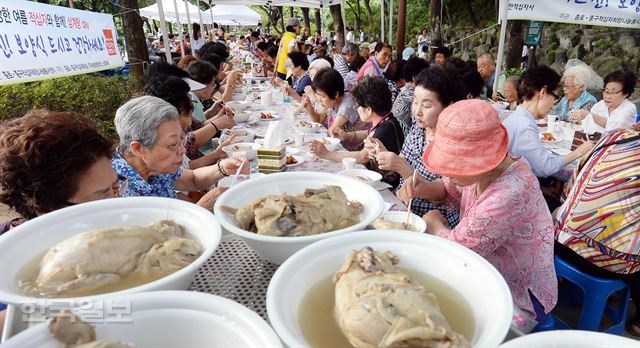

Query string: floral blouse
435 157 558 319
112 149 182 198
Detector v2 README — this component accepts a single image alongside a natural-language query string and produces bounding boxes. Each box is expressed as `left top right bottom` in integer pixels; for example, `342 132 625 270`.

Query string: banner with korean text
503 0 639 28
0 1 123 85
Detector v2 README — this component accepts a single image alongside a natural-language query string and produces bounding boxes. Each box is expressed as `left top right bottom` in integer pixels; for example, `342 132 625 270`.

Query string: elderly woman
0 110 118 233
367 65 463 227
283 51 312 102
111 96 247 209
571 70 637 133
502 65 594 178
309 77 405 187
552 65 598 121
391 57 429 135
302 69 368 151
553 124 640 336
503 75 521 111
357 42 392 82
398 99 558 329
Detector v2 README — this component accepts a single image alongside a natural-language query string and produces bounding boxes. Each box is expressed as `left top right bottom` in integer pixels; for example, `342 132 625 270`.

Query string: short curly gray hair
115 96 179 154
563 65 591 89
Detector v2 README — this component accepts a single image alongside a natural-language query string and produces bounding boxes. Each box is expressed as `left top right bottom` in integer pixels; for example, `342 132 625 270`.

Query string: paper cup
261 92 272 106
342 158 356 170
294 133 304 147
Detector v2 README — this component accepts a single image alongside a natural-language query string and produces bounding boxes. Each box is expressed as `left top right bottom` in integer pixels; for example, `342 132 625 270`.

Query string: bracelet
217 160 229 177
209 122 219 133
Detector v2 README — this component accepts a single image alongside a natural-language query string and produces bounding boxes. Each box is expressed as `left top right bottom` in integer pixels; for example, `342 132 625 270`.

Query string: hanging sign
524 21 544 46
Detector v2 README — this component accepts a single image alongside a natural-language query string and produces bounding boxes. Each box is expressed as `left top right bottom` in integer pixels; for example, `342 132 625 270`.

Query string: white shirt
346 31 355 43
587 99 637 133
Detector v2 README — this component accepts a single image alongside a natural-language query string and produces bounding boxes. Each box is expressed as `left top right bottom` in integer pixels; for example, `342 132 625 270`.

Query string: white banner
0 1 123 85
505 0 640 28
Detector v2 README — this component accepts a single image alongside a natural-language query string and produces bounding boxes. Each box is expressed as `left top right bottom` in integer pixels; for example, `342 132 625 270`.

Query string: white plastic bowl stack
213 172 385 264
2 291 282 348
0 197 222 306
222 142 259 160
267 230 513 347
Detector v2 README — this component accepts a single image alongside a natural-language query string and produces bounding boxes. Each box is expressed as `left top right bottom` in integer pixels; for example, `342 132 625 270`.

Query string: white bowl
296 121 322 133
267 230 513 348
317 136 340 151
213 172 384 264
499 330 639 348
1 291 281 348
217 173 266 188
371 211 427 233
231 92 248 101
0 197 221 305
220 129 256 144
226 101 251 111
233 110 252 123
337 168 383 186
222 142 259 160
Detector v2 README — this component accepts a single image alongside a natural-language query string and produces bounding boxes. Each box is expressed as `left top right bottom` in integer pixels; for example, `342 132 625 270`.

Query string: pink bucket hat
422 99 509 177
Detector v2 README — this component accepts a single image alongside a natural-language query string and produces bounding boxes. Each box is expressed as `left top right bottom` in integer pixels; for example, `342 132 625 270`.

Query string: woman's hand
363 138 387 156
284 84 297 97
396 174 427 205
217 133 237 150
196 187 228 211
574 139 594 157
331 127 349 141
302 96 314 112
308 140 329 158
375 151 401 171
220 157 250 176
570 109 589 122
423 210 449 235
212 111 235 130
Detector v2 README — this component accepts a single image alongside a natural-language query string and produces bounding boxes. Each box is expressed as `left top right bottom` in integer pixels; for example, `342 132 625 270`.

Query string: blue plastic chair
535 255 631 334
636 111 640 123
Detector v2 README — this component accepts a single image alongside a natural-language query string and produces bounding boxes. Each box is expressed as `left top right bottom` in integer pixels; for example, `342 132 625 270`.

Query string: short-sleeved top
392 85 415 136
356 56 384 83
503 106 564 177
370 114 404 155
292 72 312 96
189 92 206 123
437 157 557 319
588 99 637 133
112 149 183 198
398 124 460 227
325 94 370 150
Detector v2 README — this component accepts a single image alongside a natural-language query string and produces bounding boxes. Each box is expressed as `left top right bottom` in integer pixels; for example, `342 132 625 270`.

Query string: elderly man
275 18 300 79
359 42 370 59
333 41 353 79
477 52 496 99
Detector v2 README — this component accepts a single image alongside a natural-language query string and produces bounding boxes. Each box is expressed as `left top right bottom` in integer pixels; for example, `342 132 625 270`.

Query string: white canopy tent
208 5 262 26
141 0 212 24
203 0 344 9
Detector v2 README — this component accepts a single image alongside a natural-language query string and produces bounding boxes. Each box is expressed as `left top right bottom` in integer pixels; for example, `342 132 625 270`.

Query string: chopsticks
227 160 246 188
368 139 380 160
405 170 417 226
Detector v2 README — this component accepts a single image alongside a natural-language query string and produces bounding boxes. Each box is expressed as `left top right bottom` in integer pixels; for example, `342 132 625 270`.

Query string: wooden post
396 0 406 61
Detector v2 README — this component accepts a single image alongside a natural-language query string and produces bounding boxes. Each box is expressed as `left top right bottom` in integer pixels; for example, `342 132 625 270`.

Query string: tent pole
156 0 173 64
172 0 185 57
196 0 204 44
380 0 384 42
209 3 214 38
183 0 195 51
388 0 393 45
494 0 509 94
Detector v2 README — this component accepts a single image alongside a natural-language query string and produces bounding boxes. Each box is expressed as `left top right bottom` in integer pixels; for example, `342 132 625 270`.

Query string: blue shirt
292 72 311 96
112 149 183 198
552 90 597 121
502 106 564 177
398 124 460 227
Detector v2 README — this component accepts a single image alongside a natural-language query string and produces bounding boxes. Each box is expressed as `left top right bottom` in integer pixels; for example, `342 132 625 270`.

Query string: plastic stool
548 255 631 334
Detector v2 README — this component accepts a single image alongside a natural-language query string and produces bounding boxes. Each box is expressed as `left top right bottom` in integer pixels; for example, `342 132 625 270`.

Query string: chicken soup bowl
213 172 384 265
2 291 281 348
0 197 221 305
267 230 513 347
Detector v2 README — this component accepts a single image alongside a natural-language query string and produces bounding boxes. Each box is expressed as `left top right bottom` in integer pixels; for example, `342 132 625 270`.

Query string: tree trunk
505 20 525 69
301 7 311 31
430 0 443 49
330 4 345 43
464 0 478 28
363 0 373 22
279 7 285 33
120 0 148 95
528 46 537 70
346 1 361 32
289 7 294 18
314 8 322 32
396 0 407 61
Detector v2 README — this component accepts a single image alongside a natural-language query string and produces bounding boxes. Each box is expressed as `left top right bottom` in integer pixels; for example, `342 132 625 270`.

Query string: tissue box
258 164 286 174
257 146 285 173
257 154 286 168
257 146 285 157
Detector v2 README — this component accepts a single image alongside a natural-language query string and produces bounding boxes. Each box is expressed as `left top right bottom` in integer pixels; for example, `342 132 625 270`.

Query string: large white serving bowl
499 330 639 348
0 197 221 305
213 172 384 264
267 230 513 347
1 291 282 348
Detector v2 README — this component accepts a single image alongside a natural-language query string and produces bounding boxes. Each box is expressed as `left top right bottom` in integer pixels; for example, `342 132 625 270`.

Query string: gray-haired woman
552 65 598 121
111 96 248 209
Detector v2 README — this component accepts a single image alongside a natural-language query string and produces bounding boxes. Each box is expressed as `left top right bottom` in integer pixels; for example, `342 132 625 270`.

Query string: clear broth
298 270 475 347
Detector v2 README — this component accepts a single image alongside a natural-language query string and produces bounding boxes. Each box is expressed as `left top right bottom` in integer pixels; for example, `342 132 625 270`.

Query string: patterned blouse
436 158 558 319
112 149 183 198
391 85 415 136
555 127 640 274
398 124 460 227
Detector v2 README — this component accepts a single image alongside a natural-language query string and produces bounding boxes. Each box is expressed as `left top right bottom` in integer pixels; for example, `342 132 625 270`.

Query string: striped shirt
398 124 460 227
333 53 350 79
503 106 564 177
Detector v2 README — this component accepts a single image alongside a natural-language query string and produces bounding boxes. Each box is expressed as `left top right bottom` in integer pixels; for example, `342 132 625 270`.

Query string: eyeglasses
562 84 576 89
549 90 560 103
158 136 188 153
603 89 623 96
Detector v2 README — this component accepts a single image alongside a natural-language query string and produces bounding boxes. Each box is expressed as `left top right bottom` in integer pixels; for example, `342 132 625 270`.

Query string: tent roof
210 5 261 26
140 1 261 26
204 0 344 9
